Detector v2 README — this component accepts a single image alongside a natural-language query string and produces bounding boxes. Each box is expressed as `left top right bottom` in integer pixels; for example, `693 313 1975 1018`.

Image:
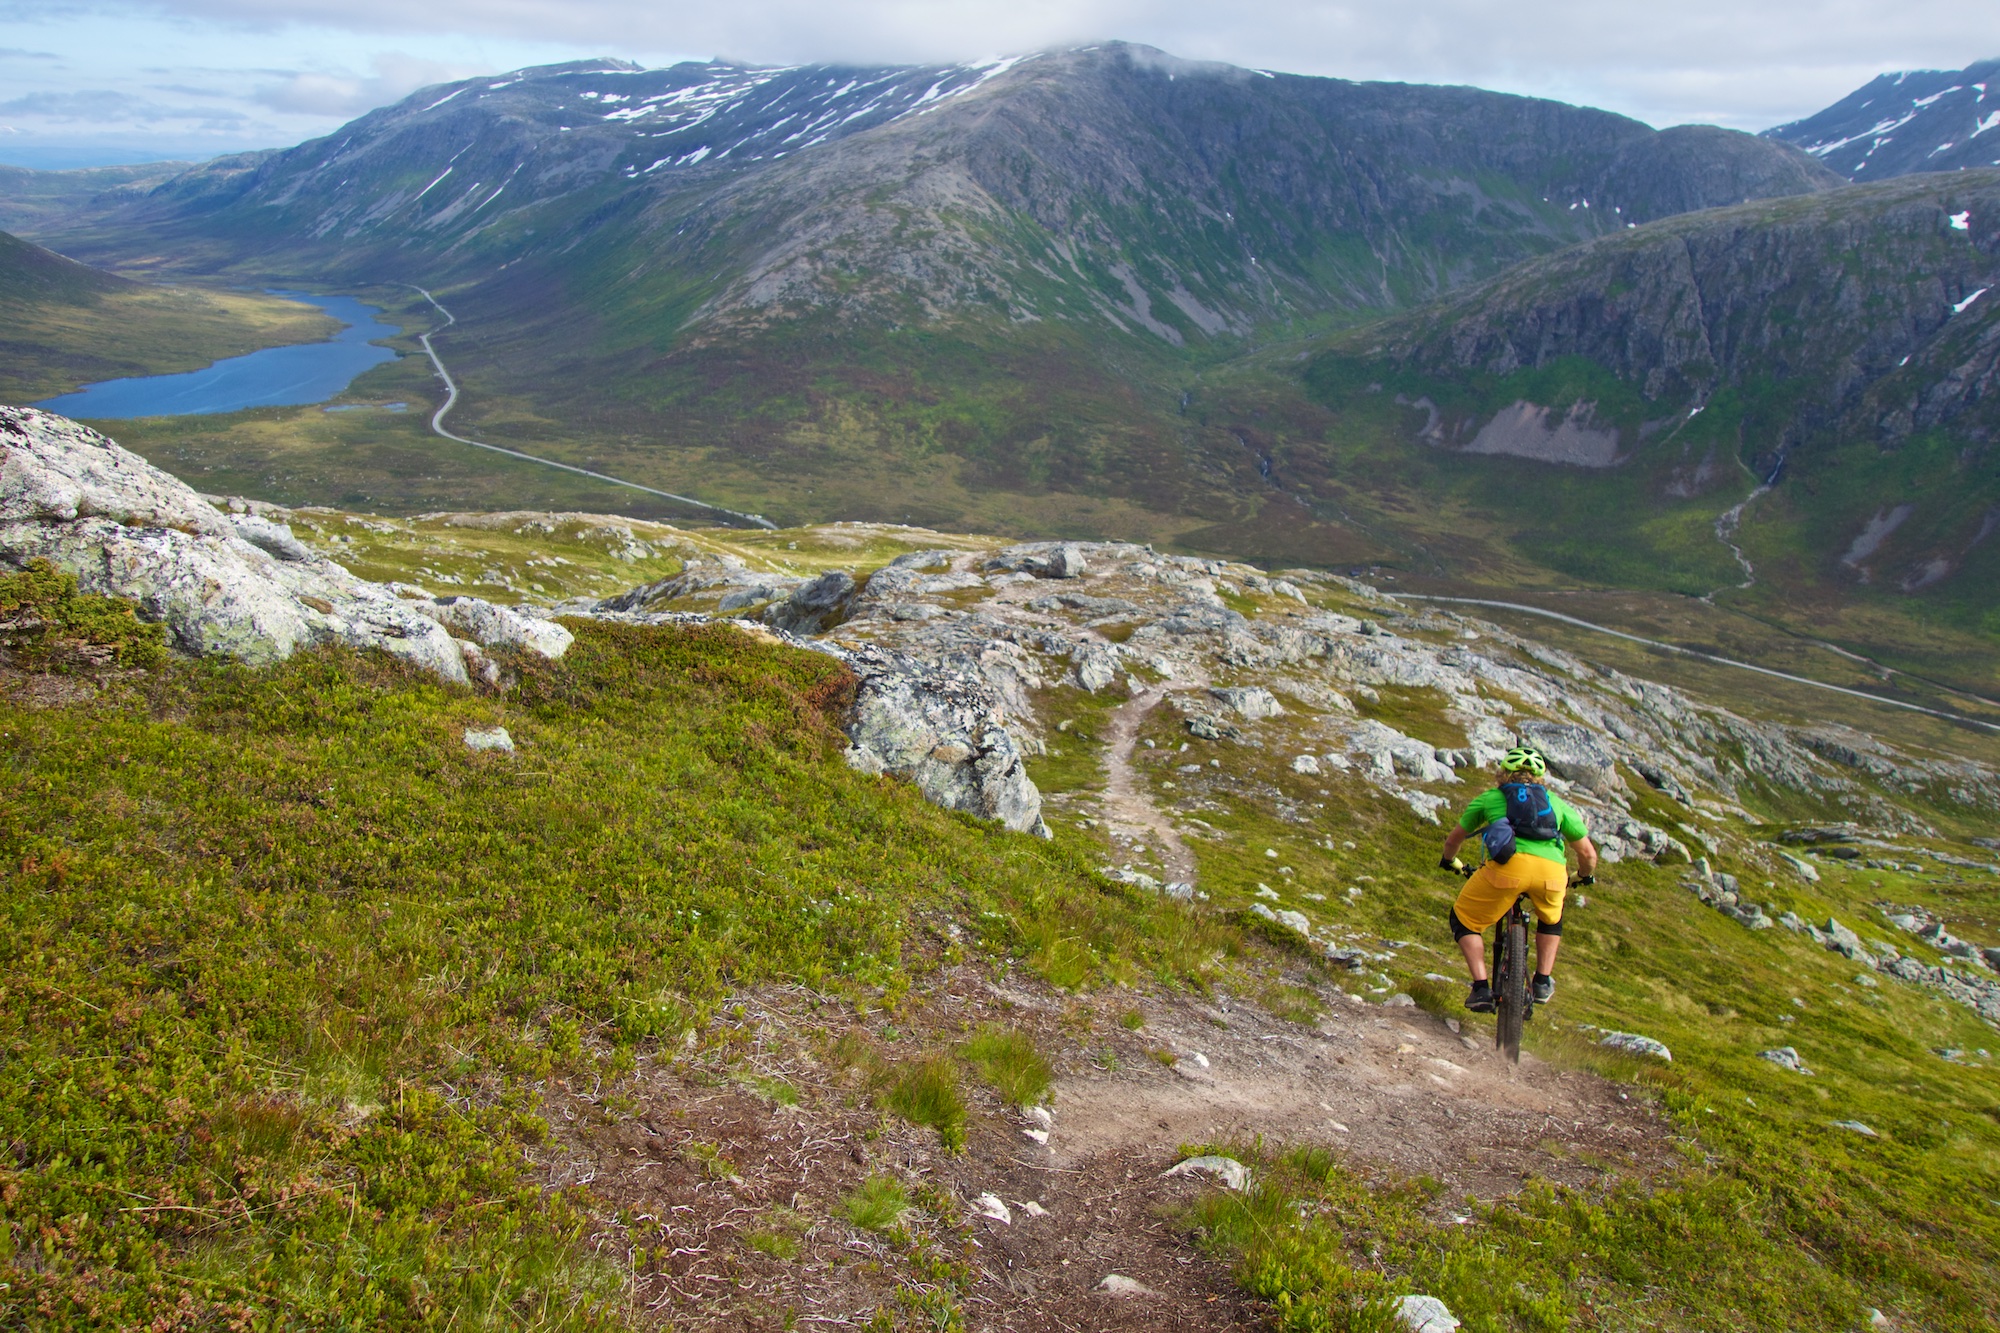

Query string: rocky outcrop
766 570 856 636
0 407 571 683
1776 906 2000 1023
837 642 1047 837
578 535 2000 900
1316 174 2000 603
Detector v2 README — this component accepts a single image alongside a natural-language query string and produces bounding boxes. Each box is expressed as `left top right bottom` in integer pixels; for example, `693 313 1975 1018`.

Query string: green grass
841 1175 912 1233
1188 1139 1886 1332
744 1227 802 1260
0 606 1236 1325
882 1056 969 1151
960 1025 1054 1107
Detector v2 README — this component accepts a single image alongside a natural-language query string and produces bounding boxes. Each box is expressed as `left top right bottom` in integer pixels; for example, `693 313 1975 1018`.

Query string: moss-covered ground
5 543 2000 1328
0 602 1233 1325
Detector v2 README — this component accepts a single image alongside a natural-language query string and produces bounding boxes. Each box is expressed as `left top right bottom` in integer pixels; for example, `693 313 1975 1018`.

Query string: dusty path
540 976 1677 1330
1098 681 1202 885
404 285 776 529
1046 986 1669 1207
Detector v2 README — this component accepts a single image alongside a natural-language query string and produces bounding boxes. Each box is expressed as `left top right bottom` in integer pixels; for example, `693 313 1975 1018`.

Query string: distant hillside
0 229 133 306
1264 170 2000 681
44 46 1837 340
0 161 192 237
13 44 1843 569
0 232 337 402
1765 58 2000 179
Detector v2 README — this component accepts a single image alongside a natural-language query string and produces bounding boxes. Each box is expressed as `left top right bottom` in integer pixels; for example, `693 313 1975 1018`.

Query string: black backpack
1499 781 1562 842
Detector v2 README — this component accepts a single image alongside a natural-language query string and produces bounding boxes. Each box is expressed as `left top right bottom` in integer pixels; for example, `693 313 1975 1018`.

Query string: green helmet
1501 746 1547 776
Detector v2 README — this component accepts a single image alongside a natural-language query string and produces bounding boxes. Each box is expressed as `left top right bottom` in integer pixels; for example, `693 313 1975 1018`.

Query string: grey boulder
1516 720 1623 792
416 596 574 659
1596 1030 1673 1062
767 570 855 635
1 406 468 682
1758 1046 1813 1074
1210 685 1283 720
838 642 1047 836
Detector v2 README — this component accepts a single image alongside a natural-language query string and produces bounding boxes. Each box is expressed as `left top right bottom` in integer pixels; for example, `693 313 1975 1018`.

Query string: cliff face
1333 172 2000 460
1284 171 2000 615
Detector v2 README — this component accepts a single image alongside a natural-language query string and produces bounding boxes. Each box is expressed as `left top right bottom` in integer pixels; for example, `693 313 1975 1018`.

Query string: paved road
1407 594 2000 733
408 286 775 529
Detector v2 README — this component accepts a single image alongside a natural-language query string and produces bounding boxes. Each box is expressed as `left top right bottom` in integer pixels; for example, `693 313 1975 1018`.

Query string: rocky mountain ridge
1286 169 2000 608
37 44 1836 345
1766 57 2000 180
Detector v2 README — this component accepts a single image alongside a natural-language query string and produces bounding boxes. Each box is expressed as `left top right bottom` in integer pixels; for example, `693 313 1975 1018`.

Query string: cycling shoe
1465 980 1496 1013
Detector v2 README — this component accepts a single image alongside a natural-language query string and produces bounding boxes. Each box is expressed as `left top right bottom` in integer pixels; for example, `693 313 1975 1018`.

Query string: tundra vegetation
3 519 1997 1330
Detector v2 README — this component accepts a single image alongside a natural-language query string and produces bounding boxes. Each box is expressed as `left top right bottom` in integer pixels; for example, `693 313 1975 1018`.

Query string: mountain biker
1437 745 1598 1014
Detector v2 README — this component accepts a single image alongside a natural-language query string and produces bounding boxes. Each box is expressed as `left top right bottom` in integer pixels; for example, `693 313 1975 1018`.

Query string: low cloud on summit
2 0 1995 167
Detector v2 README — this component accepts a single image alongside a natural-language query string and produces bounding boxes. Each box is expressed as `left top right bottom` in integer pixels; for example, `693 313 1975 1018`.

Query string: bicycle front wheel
1495 913 1528 1063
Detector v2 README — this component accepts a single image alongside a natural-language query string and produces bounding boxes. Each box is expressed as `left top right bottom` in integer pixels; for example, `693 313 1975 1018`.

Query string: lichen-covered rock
1073 641 1121 692
838 642 1047 836
1 406 468 681
1516 719 1623 792
416 596 574 658
1210 685 1283 719
0 407 575 682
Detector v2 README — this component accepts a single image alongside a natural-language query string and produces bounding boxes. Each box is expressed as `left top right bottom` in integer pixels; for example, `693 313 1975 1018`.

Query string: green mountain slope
1221 170 2000 687
19 46 1837 561
0 230 338 401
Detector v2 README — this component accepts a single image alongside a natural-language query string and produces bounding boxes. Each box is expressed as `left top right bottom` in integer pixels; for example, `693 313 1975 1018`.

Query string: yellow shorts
1453 854 1567 931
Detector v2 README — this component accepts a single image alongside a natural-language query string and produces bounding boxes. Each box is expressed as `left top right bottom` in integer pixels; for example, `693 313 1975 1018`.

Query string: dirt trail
1098 682 1202 885
544 977 1677 1330
1047 987 1669 1205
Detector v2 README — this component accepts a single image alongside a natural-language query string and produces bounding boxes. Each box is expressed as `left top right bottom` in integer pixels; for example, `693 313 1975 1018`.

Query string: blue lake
34 291 401 419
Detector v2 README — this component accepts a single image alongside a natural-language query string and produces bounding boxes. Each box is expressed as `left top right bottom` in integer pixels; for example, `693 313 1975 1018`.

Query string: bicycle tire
1495 908 1528 1063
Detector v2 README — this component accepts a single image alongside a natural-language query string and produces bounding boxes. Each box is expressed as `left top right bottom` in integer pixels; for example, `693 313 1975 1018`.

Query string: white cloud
254 52 491 116
1 0 1995 165
97 0 1999 127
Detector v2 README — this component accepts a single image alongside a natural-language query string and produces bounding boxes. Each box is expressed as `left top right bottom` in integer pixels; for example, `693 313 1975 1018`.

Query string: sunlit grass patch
742 1073 801 1106
744 1207 808 1260
882 1056 967 1151
842 1175 913 1233
960 1025 1053 1106
745 1229 801 1260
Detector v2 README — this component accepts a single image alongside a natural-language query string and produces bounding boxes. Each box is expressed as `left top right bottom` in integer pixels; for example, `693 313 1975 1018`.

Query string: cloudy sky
2 0 1994 168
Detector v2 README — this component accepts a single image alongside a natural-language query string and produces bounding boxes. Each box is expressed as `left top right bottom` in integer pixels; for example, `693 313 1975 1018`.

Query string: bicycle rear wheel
1494 909 1528 1063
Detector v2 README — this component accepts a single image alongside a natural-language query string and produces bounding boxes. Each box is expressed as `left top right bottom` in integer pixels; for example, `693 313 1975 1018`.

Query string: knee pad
1537 919 1563 937
1448 907 1477 940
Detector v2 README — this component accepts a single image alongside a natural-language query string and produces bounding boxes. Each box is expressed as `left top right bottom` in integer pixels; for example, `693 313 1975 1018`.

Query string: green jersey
1457 786 1588 866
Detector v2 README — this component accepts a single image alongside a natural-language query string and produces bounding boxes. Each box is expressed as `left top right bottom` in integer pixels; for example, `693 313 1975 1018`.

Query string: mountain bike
1491 893 1534 1063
